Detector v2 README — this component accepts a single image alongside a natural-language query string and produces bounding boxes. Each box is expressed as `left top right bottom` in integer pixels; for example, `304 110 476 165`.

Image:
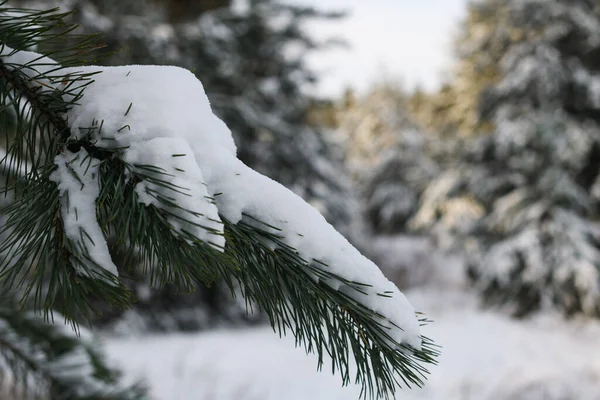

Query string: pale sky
296 0 469 97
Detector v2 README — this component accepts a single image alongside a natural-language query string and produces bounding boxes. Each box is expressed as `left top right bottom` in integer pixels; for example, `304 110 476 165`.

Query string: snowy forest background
5 0 600 399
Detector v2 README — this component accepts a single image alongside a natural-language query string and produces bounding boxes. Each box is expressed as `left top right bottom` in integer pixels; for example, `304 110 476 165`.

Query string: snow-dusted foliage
0 296 143 399
0 32 437 394
336 88 438 234
14 0 354 332
363 135 438 234
413 0 600 317
16 0 351 230
57 63 421 349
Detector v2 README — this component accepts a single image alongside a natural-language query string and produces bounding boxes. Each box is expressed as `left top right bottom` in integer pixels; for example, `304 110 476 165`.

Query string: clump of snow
0 46 420 349
50 149 118 279
59 64 421 348
65 66 227 248
122 137 224 246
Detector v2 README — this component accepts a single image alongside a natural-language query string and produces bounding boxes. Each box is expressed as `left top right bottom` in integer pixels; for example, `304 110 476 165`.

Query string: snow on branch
50 149 119 280
0 42 438 398
64 64 422 350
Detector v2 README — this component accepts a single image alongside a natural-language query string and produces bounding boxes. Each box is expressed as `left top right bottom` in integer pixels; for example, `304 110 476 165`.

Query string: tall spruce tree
14 0 354 333
0 3 437 399
412 0 600 317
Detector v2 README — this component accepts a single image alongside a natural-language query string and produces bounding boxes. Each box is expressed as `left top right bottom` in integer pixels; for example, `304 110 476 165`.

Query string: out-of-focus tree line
332 0 600 319
11 0 600 335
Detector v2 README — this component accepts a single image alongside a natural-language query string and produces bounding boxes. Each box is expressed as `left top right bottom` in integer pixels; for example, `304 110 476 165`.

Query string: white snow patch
104 327 362 400
50 149 118 279
65 66 228 248
405 287 600 400
123 137 223 245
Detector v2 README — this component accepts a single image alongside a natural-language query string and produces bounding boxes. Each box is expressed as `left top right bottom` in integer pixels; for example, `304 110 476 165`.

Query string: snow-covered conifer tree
335 86 438 234
413 0 600 317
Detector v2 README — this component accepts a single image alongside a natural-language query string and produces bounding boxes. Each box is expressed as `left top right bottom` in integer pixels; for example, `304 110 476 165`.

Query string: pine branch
0 2 105 184
0 5 126 324
0 55 68 140
224 219 439 398
94 155 439 397
0 5 439 399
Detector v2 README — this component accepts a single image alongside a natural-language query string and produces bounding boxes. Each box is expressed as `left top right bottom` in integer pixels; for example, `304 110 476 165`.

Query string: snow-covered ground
406 288 600 400
104 237 600 400
104 287 600 400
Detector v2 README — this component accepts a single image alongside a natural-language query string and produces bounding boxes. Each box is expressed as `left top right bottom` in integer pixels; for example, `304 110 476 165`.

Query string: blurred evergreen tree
407 0 509 137
334 85 438 235
412 0 600 317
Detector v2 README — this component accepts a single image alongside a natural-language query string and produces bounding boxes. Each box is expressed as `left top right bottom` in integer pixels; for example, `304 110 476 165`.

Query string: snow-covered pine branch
0 6 438 398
